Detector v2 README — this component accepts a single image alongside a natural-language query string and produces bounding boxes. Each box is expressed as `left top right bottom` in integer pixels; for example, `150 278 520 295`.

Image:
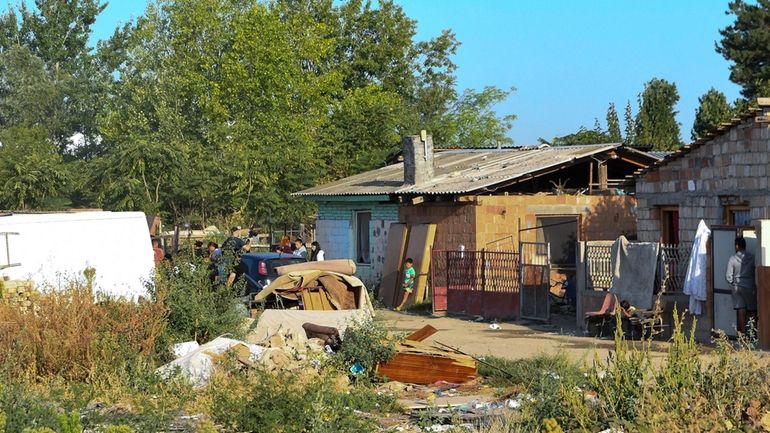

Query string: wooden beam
405 325 439 342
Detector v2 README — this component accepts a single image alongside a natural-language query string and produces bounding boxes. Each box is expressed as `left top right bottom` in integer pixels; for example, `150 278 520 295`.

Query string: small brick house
636 100 770 243
635 99 770 340
297 136 660 290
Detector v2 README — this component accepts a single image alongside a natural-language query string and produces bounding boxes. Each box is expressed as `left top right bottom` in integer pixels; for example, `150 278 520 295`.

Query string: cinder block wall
398 203 476 251
474 195 638 249
636 117 770 243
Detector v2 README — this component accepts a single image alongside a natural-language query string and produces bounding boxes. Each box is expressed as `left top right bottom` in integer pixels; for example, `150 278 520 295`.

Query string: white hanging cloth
683 220 711 316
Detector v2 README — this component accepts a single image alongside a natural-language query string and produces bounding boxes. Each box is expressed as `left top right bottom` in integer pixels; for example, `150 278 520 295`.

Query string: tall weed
0 282 166 381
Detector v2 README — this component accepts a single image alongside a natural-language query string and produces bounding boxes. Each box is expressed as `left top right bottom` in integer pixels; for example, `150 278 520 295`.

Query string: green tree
623 100 635 144
0 0 128 158
548 126 610 146
717 0 770 99
0 126 69 210
692 88 734 140
635 78 682 151
606 103 622 142
442 86 516 148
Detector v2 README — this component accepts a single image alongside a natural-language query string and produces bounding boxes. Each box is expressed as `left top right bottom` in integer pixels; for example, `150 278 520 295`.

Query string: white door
712 227 756 337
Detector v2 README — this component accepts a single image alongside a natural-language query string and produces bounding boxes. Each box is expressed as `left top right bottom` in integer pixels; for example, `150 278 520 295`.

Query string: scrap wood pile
378 325 478 385
254 259 374 314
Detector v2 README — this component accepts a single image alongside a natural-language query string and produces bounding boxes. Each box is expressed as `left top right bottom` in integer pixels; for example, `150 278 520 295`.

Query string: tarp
610 235 659 310
253 270 375 315
249 309 369 344
0 211 154 300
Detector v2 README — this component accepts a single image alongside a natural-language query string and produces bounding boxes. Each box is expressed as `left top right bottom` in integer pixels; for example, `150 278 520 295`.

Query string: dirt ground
377 309 677 365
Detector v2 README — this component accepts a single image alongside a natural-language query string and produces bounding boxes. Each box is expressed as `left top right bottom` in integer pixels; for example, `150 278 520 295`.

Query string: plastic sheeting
0 211 154 300
157 337 266 387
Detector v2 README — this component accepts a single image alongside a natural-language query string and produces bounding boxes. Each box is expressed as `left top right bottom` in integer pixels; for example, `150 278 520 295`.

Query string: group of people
275 236 325 262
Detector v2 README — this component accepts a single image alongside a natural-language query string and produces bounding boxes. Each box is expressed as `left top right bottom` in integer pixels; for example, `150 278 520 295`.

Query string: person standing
726 236 757 334
293 239 308 259
151 237 164 265
310 241 325 261
395 258 416 312
222 226 245 253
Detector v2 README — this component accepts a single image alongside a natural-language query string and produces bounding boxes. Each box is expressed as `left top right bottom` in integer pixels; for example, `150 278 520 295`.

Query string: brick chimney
403 132 434 186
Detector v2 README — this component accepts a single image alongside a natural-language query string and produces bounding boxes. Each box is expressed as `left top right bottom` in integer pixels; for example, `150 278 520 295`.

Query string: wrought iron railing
584 241 693 293
432 250 520 293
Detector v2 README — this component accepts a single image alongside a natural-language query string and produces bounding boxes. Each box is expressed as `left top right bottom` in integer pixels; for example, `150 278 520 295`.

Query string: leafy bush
149 257 245 349
209 368 385 433
331 318 399 378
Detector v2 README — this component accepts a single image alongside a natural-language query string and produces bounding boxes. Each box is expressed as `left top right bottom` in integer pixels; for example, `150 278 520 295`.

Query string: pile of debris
0 278 37 311
253 259 374 314
378 325 477 385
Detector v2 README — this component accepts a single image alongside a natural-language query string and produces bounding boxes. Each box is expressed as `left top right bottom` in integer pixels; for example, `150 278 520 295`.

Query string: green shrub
210 369 380 433
57 411 82 433
149 257 245 349
103 425 135 433
331 318 399 378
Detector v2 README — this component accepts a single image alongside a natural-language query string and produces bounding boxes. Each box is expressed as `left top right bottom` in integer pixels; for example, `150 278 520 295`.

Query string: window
536 216 578 268
355 211 371 264
724 205 751 226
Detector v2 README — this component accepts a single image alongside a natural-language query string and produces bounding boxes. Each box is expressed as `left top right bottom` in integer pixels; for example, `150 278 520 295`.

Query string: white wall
315 219 351 261
0 211 154 300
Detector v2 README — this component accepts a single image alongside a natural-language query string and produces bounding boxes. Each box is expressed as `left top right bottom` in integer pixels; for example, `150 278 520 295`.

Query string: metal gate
519 241 551 321
431 249 520 319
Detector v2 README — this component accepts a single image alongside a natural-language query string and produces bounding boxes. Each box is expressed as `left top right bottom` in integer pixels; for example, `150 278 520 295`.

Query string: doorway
712 226 756 337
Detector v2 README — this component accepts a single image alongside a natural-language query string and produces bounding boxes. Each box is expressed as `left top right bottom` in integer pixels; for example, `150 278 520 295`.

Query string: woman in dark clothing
310 241 325 261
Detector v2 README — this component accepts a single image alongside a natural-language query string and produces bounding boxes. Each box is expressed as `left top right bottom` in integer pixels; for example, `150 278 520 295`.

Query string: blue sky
87 1 741 144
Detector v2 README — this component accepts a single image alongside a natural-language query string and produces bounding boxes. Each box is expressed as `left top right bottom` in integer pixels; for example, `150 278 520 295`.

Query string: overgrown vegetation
4 259 770 432
0 258 403 432
480 312 770 433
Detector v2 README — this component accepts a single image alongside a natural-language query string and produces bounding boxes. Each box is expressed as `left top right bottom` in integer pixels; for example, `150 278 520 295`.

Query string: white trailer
0 211 154 300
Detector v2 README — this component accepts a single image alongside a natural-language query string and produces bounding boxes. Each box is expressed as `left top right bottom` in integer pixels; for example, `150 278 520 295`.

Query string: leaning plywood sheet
276 259 356 276
379 223 409 308
377 340 477 385
249 309 368 344
403 224 436 305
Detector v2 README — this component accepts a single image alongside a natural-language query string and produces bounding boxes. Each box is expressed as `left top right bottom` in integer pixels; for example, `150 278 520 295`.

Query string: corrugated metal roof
296 143 627 197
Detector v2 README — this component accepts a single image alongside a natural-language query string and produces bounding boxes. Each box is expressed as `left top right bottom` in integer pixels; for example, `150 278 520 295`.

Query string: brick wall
636 116 770 242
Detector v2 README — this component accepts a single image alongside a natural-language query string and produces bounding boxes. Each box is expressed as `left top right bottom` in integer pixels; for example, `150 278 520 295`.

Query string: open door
712 226 756 337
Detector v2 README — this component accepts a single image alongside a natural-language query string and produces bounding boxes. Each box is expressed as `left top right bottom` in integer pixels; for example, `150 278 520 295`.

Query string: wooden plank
377 353 477 385
405 325 439 342
379 223 410 308
319 291 334 311
404 224 437 306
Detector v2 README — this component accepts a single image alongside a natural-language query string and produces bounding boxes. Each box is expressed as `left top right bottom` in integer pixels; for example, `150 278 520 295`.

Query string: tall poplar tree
635 78 682 151
606 102 622 142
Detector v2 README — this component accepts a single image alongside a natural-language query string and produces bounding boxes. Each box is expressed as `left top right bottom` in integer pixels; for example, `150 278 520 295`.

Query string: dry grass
0 282 167 381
